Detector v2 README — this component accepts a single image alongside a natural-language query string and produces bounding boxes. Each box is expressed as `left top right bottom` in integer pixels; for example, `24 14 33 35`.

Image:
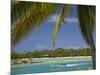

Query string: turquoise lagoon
11 56 93 75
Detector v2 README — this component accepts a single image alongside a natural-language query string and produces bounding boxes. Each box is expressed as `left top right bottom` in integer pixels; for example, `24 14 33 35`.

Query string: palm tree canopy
11 1 59 47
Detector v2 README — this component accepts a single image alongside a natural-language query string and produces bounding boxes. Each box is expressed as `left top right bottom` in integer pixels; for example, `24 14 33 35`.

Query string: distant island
11 48 92 65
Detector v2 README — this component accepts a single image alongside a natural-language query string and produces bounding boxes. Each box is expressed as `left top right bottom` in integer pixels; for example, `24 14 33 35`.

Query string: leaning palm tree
11 1 96 69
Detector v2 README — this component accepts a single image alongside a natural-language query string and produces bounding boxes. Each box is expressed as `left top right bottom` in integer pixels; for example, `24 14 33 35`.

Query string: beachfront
11 56 92 66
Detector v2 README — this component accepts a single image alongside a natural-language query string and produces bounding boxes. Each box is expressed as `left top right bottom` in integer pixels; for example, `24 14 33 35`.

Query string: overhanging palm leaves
52 5 95 47
77 5 95 45
11 1 59 46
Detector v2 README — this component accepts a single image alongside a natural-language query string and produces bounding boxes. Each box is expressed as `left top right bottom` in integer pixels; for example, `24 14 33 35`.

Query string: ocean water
11 57 93 75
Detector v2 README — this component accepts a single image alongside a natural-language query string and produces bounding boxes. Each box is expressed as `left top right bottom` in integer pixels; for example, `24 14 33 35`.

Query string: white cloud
48 14 78 23
35 45 46 49
48 14 58 22
66 17 78 23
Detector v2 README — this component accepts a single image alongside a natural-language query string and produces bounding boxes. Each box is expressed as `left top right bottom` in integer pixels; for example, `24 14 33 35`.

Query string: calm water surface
11 57 93 75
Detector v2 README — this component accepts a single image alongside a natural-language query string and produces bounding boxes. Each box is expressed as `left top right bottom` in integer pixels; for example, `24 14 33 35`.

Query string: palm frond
11 1 59 47
77 5 95 45
52 5 70 48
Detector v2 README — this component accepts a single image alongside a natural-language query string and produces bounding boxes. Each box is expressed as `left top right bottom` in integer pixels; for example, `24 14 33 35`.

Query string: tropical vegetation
11 48 92 59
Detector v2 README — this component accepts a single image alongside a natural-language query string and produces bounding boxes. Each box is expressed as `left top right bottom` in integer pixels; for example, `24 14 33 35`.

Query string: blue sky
14 5 96 52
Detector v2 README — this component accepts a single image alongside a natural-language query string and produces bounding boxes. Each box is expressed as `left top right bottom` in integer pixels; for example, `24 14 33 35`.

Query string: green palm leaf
52 5 70 48
11 1 59 47
77 5 95 45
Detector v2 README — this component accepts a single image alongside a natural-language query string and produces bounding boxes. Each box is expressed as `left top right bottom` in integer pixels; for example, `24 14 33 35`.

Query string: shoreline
11 56 92 68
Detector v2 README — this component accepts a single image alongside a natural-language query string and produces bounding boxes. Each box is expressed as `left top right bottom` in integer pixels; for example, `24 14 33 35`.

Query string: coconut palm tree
11 1 96 69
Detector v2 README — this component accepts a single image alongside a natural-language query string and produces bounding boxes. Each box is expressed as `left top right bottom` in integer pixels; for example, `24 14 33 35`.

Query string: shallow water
11 57 93 75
